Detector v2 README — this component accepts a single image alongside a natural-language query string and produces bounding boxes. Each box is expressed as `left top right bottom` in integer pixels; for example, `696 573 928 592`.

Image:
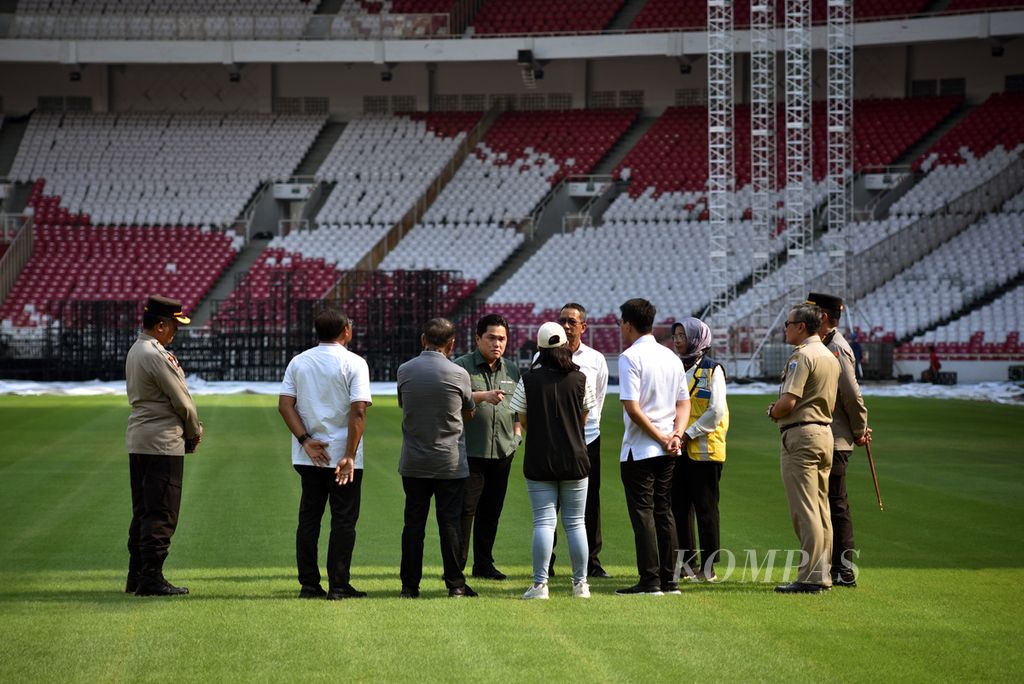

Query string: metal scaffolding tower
783 0 813 301
825 0 853 299
706 0 736 332
750 0 777 336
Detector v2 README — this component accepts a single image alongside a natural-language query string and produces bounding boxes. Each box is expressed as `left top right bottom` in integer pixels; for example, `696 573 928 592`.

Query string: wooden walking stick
864 440 884 511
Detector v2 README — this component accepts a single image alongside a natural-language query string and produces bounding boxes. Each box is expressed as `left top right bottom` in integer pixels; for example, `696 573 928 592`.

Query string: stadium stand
378 109 637 283
945 0 1024 11
905 284 1024 357
0 218 238 328
891 146 1023 216
630 0 931 30
471 0 625 34
852 213 1024 341
8 112 324 228
916 92 1024 169
11 0 321 40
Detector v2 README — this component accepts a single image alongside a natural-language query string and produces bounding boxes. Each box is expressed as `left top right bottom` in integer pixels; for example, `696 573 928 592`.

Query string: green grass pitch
0 393 1021 682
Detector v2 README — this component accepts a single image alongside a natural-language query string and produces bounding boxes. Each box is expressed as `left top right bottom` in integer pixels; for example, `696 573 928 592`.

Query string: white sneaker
572 581 591 598
522 583 549 600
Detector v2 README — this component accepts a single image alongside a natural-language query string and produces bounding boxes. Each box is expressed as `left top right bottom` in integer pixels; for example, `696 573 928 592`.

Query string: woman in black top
508 322 596 599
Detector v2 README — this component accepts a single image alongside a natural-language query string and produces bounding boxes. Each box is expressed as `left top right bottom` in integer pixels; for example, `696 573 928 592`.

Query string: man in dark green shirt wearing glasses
453 313 522 580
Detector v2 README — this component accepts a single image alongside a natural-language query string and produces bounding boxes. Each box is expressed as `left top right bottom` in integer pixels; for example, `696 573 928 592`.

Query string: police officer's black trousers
672 458 723 576
128 453 184 579
294 465 362 591
828 450 856 577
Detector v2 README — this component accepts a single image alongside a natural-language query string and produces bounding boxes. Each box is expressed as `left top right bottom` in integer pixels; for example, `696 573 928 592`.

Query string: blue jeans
526 478 589 585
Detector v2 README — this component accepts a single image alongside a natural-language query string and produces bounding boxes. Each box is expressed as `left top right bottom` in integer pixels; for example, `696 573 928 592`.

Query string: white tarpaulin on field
1 378 1022 404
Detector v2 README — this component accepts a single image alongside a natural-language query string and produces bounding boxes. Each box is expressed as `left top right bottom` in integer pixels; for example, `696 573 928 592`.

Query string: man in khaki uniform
807 292 871 587
125 295 203 597
767 303 839 594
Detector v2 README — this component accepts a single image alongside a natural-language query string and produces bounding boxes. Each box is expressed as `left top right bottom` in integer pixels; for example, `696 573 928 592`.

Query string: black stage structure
0 269 483 382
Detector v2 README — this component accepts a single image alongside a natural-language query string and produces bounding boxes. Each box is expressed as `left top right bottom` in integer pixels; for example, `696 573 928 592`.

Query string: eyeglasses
784 321 801 328
558 317 581 328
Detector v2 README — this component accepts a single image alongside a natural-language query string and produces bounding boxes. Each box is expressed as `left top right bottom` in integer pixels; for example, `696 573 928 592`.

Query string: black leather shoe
449 585 478 598
125 575 140 594
832 574 857 588
136 577 189 596
774 582 830 594
615 584 663 596
661 581 682 595
299 585 327 599
327 584 367 600
399 587 420 599
588 566 612 579
471 566 507 581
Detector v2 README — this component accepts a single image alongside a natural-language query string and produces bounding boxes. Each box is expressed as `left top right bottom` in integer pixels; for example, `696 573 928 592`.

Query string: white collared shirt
618 334 688 462
281 342 373 469
573 341 609 444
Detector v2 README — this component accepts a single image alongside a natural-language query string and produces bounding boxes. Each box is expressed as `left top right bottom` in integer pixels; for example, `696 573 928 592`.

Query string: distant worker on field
671 317 729 584
767 303 840 594
806 292 871 588
125 295 203 597
279 308 371 600
453 314 522 581
396 318 478 599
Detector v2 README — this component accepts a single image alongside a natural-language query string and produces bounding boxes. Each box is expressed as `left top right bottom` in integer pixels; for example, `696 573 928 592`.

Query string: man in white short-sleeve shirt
616 298 691 596
554 302 610 577
279 308 372 601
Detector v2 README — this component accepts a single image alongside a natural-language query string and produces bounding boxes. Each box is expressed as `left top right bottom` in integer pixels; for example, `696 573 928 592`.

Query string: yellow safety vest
686 357 729 462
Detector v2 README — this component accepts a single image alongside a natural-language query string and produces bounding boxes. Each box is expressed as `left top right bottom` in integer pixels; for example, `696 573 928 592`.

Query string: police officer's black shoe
125 575 141 594
136 576 189 596
299 585 327 599
832 573 857 588
774 582 830 594
448 584 478 598
588 566 612 579
326 584 367 600
399 587 420 599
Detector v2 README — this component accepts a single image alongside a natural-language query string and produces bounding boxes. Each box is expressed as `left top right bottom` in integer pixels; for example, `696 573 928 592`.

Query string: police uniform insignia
788 360 798 371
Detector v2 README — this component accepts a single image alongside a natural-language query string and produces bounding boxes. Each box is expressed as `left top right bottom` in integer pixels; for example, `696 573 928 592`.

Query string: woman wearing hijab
671 317 730 582
508 322 596 599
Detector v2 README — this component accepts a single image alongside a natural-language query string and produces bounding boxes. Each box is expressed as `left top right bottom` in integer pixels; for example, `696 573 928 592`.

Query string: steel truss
750 0 777 336
784 0 813 302
825 0 853 300
707 0 736 334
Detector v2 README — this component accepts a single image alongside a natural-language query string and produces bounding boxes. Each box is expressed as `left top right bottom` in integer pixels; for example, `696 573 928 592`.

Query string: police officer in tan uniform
125 295 203 597
807 292 871 587
767 302 839 594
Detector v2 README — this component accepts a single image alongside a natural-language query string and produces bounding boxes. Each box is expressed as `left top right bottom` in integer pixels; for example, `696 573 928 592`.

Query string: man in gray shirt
397 318 478 598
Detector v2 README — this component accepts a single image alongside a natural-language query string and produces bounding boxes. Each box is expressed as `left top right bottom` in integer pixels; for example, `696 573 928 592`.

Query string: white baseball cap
537 321 568 348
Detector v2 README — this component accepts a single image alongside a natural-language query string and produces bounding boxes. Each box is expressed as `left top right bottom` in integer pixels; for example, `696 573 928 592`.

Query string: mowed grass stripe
0 394 1022 682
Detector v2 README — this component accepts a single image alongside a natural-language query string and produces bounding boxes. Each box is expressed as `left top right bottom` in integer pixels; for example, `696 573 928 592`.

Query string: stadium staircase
606 0 651 30
314 0 345 13
188 236 272 327
0 115 29 178
591 115 658 178
293 121 347 178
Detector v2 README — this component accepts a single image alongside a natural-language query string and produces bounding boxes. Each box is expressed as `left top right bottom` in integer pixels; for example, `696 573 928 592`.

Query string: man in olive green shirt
453 314 522 580
767 303 839 594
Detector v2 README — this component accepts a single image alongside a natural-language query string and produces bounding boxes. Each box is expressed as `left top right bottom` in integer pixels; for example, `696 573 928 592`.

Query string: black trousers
294 465 362 591
829 450 857 577
401 476 467 591
460 455 513 571
128 453 184 578
620 454 677 588
672 458 723 575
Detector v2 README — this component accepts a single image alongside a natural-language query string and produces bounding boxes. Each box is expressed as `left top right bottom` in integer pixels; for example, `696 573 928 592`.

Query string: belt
780 421 830 433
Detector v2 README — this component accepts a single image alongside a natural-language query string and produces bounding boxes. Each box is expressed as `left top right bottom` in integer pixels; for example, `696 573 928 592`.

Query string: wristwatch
297 432 313 445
